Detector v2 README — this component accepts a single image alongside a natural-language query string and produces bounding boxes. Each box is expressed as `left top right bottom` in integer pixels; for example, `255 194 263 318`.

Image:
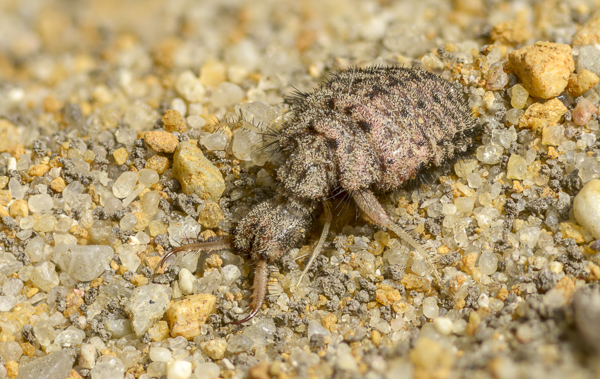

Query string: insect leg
352 189 448 296
291 201 332 292
159 236 234 269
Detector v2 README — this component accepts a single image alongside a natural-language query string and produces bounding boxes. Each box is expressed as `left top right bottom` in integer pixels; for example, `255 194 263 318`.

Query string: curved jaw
230 259 268 324
158 238 275 325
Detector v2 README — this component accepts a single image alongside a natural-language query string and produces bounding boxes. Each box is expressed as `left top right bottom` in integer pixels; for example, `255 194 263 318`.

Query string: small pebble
173 140 225 202
509 42 574 99
574 179 600 238
166 360 192 379
572 97 598 126
433 317 453 335
143 131 179 154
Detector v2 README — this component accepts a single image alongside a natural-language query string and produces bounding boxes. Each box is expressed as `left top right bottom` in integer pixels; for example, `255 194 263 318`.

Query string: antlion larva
161 65 480 324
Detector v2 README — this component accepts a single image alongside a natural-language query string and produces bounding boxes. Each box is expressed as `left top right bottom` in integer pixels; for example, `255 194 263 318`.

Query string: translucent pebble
496 126 518 148
453 319 467 334
486 62 508 90
188 103 203 116
147 362 167 378
518 226 541 249
55 217 73 233
28 193 53 213
127 284 171 336
525 148 537 165
240 101 278 125
506 154 527 180
20 215 35 229
478 192 492 206
421 53 444 71
193 362 220 379
104 319 133 339
25 236 46 262
474 206 500 229
411 260 431 277
201 130 229 151
54 244 115 281
510 84 529 109
16 350 72 379
186 115 206 128
232 128 262 161
422 297 439 319
489 298 504 312
576 45 600 75
541 124 564 146
63 180 84 197
454 159 478 178
466 172 482 188
468 94 483 108
139 169 159 187
89 220 113 244
2 277 23 296
426 202 442 217
171 98 187 117
90 356 126 379
242 320 276 348
120 212 138 231
478 252 498 275
454 196 475 213
118 245 141 272
166 360 192 379
391 317 405 331
487 47 502 64
442 203 457 215
17 229 33 240
104 196 123 214
9 177 26 199
432 317 453 335
79 343 97 369
169 336 189 350
506 108 524 125
30 261 60 292
150 346 172 362
0 296 16 311
308 320 331 340
0 341 23 362
384 245 410 266
476 144 504 164
221 265 241 286
227 334 253 353
115 128 137 145
136 231 151 245
113 171 139 198
211 82 244 107
142 191 161 216
581 132 597 148
54 326 85 347
256 169 276 188
175 70 205 103
17 154 31 171
119 347 142 369
125 101 157 132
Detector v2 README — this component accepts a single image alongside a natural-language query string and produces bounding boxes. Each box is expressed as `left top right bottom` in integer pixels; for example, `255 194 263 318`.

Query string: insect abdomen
280 66 479 197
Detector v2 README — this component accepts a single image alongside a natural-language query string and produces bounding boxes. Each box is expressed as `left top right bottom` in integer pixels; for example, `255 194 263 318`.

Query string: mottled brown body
278 66 479 197
164 66 480 324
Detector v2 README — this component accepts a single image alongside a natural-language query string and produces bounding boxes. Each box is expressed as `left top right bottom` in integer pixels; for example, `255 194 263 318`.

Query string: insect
161 65 480 324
